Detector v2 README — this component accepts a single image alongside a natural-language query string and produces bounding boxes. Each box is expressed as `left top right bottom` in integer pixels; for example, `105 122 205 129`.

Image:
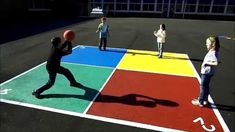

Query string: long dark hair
161 24 166 31
208 36 220 52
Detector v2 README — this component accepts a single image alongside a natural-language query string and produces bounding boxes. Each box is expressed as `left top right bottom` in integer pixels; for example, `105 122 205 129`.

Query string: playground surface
0 17 234 132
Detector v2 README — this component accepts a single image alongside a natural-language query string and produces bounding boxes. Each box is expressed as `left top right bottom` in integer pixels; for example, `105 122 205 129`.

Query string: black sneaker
32 90 41 99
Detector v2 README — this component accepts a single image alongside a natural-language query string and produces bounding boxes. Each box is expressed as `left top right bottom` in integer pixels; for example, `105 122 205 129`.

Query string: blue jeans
199 74 213 104
157 42 164 57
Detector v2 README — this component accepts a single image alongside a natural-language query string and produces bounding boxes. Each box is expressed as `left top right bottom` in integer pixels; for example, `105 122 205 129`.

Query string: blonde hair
208 36 220 52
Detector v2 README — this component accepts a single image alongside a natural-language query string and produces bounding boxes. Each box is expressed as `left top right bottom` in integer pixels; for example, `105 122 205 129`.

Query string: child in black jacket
32 37 82 98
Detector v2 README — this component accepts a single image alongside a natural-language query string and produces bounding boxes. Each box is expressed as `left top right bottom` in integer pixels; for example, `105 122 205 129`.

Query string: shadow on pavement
40 85 179 108
211 103 235 112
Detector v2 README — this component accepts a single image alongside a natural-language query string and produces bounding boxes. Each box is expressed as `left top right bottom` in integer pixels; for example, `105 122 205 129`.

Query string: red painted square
87 69 223 131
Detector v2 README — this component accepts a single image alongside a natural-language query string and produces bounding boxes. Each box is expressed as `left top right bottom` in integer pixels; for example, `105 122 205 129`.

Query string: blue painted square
62 46 126 68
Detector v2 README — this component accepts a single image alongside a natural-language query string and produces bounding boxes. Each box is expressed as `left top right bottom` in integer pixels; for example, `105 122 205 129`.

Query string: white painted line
186 54 230 132
61 62 114 70
0 99 185 132
76 45 125 51
0 45 93 86
2 45 228 132
0 89 12 94
0 44 80 86
82 68 116 114
67 45 196 78
117 67 196 78
79 50 186 131
73 45 81 49
82 49 125 113
0 62 46 86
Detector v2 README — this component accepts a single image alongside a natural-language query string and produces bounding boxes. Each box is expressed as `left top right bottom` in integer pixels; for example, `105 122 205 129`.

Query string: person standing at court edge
154 24 166 58
192 36 220 107
96 17 110 51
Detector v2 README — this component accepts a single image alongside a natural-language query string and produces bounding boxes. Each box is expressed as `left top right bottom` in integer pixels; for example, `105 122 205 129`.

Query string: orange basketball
63 30 75 41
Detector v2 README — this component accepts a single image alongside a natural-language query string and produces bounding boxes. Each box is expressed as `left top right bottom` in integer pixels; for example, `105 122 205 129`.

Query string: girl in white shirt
192 36 220 107
154 24 166 58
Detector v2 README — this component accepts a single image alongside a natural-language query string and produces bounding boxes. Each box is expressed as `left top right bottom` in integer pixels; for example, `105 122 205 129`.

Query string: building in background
89 0 235 20
0 0 234 21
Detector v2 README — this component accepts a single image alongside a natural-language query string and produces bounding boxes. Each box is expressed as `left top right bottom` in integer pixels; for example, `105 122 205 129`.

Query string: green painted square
1 63 114 113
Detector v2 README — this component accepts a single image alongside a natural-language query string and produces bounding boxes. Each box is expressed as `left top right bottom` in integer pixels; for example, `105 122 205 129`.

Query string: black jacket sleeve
60 41 72 56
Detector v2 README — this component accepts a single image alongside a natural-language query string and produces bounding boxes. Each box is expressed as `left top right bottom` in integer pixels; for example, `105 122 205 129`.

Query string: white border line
0 98 184 132
186 54 230 132
62 61 195 78
68 45 195 78
62 62 114 70
0 62 46 86
83 66 116 114
118 67 196 78
81 47 187 131
1 45 80 86
1 45 229 132
0 45 186 131
83 47 127 113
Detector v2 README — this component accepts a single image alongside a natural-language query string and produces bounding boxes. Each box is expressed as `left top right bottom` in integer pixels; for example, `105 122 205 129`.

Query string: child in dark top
96 17 110 51
32 37 82 98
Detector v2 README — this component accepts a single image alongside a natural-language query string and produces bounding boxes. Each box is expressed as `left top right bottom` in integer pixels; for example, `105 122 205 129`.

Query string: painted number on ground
193 117 216 132
0 89 12 94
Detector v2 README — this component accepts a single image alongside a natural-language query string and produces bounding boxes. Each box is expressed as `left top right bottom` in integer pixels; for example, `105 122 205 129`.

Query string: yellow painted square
117 49 196 77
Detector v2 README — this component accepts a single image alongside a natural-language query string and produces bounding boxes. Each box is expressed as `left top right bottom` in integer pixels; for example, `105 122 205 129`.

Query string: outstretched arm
153 31 157 37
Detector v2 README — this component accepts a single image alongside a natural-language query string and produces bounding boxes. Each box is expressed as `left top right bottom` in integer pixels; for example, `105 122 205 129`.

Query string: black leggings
36 66 77 94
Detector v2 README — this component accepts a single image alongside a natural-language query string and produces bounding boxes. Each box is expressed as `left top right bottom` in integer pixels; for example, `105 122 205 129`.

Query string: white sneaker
192 99 203 107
